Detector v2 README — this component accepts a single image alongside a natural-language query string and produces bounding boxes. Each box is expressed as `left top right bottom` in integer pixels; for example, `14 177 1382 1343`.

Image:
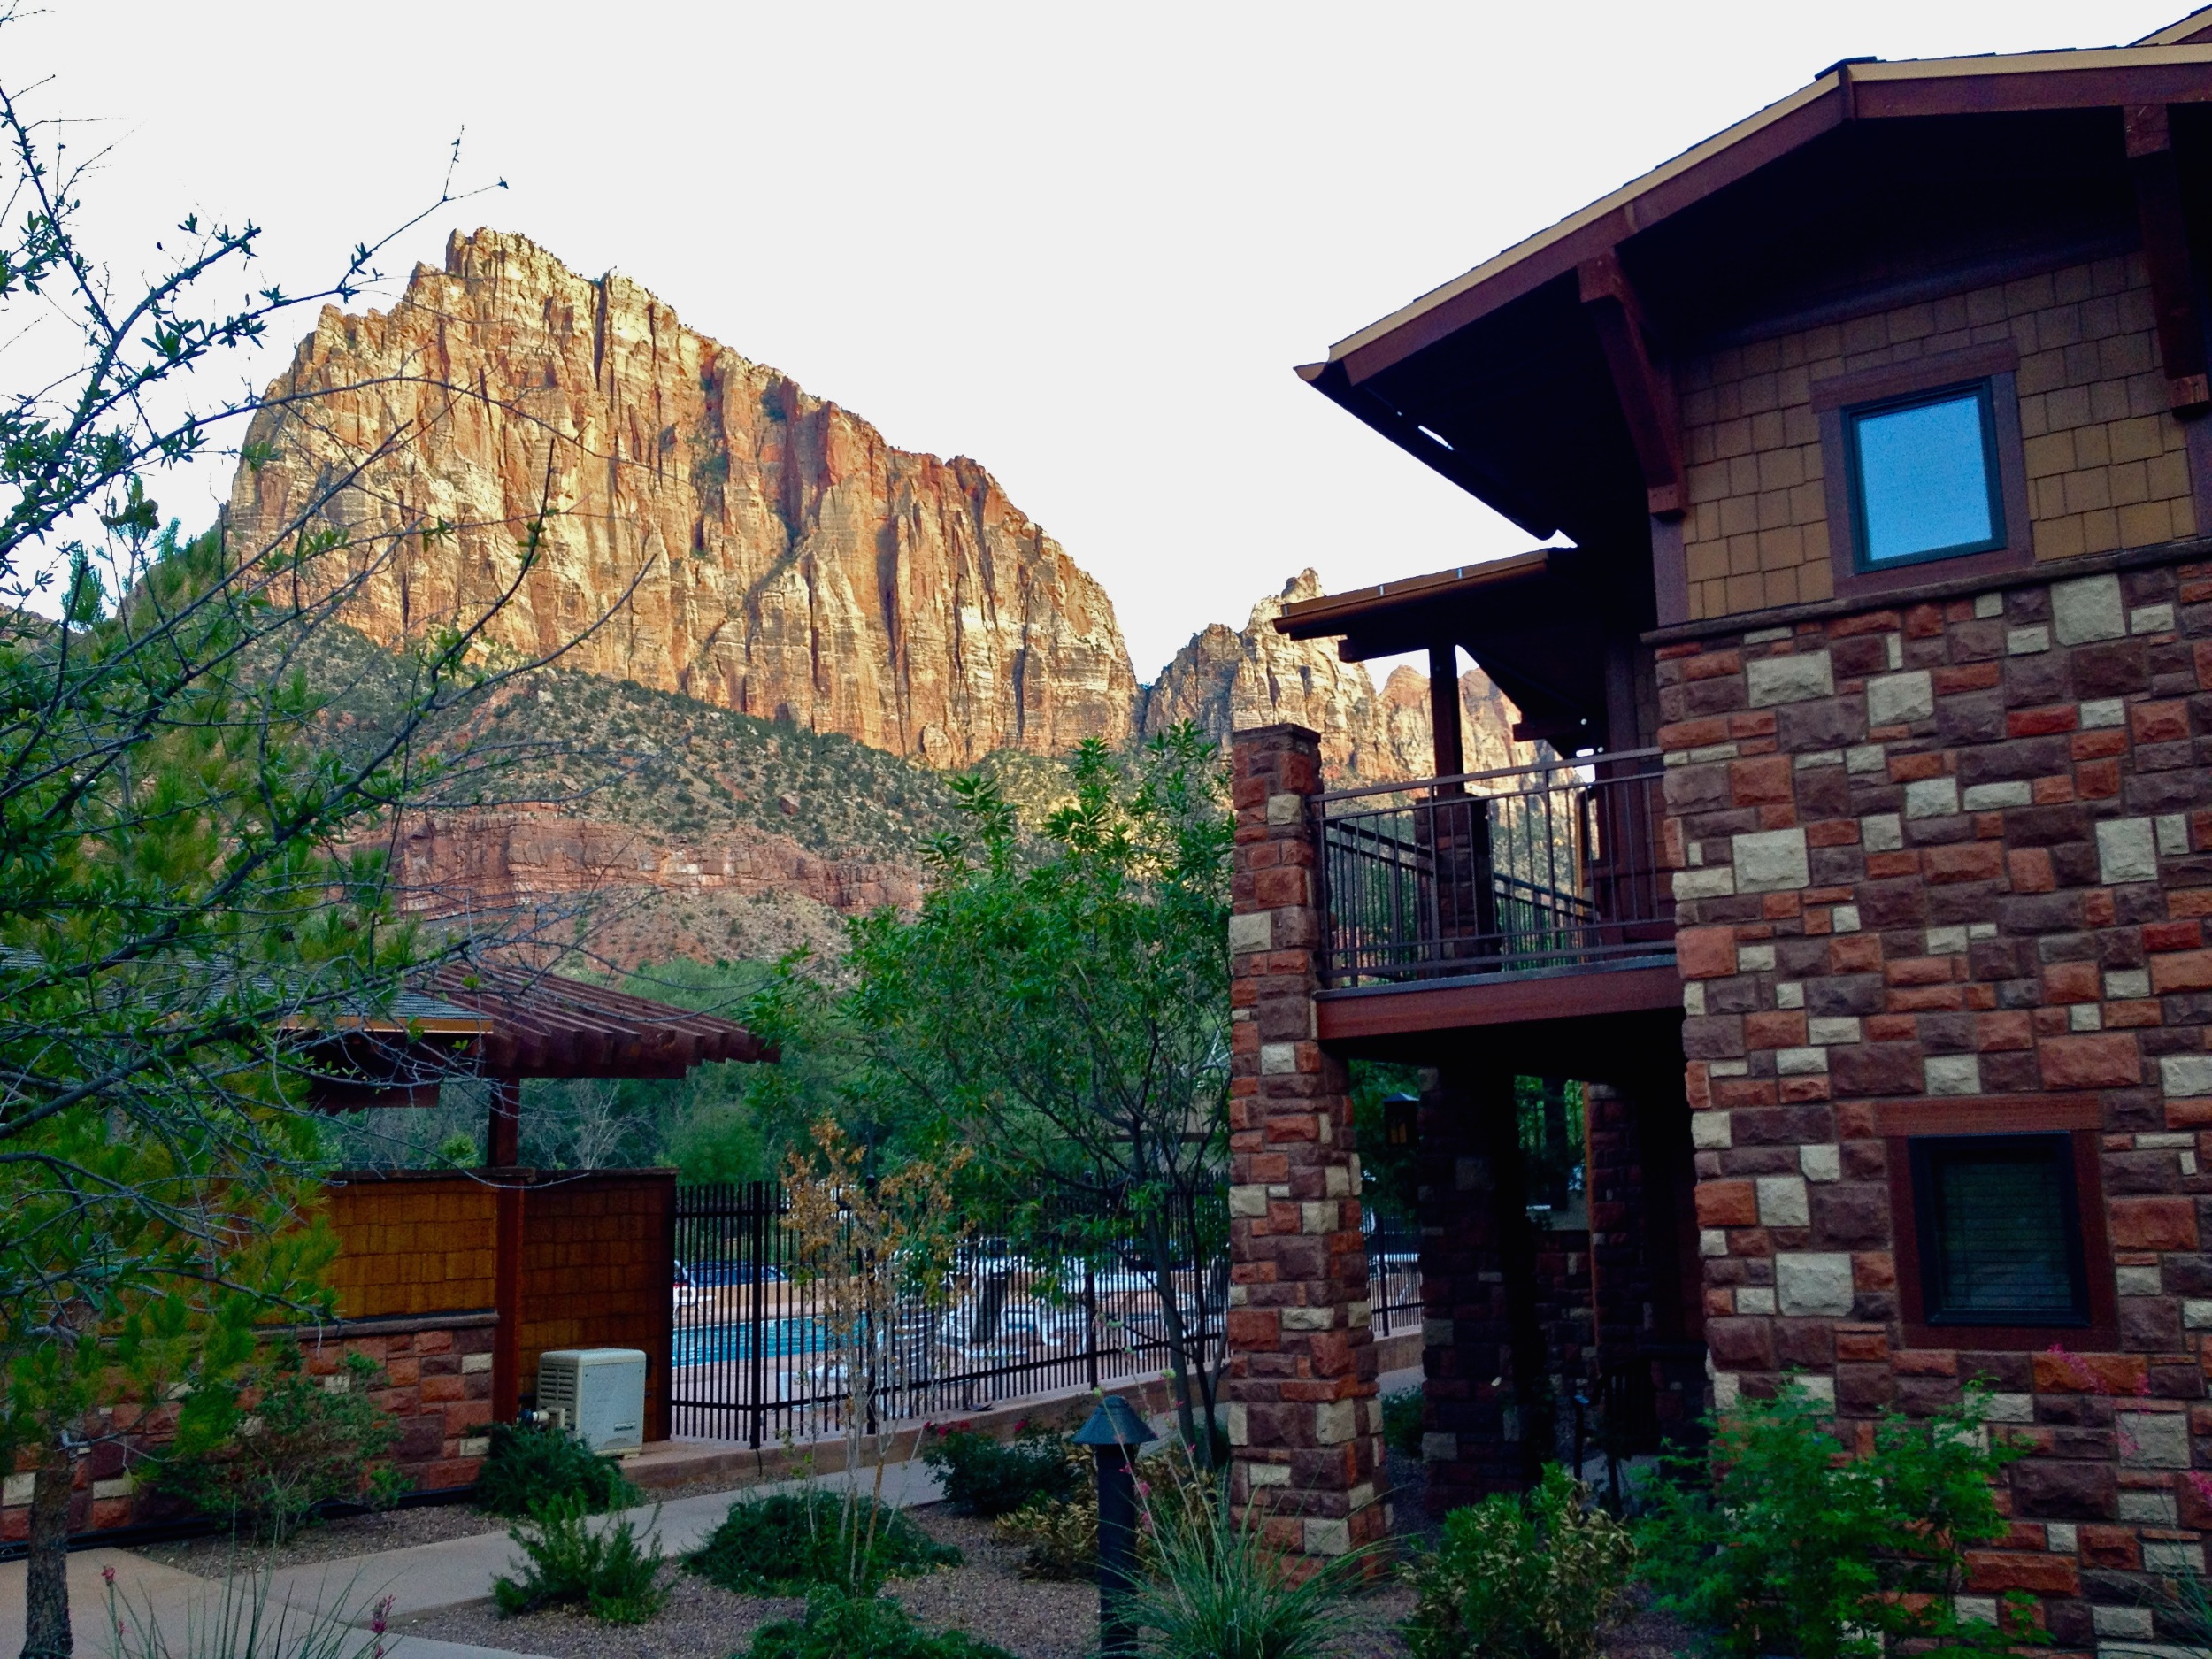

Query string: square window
1845 382 2007 570
1908 1133 2088 1326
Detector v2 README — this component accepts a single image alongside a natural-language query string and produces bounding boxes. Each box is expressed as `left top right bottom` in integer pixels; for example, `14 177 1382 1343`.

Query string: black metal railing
1364 1210 1421 1340
670 1184 1424 1445
1316 749 1674 987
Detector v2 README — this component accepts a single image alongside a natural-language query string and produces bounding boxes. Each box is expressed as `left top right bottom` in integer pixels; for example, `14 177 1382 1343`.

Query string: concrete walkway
0 1457 948 1659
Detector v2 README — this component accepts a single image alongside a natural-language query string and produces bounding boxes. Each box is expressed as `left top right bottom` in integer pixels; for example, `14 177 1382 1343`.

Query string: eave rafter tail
2126 102 2212 416
1577 250 1685 520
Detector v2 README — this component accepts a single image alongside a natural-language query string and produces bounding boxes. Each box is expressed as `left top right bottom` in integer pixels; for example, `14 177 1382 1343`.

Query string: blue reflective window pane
1852 392 1996 565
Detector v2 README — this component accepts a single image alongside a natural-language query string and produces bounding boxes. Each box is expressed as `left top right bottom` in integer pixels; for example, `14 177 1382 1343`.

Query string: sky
9 0 2189 680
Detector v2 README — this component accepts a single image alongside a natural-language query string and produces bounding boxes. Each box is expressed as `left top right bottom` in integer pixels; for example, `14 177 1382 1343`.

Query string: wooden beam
1315 961 1682 1041
2127 104 2211 416
1428 643 1464 781
492 1180 525 1424
1578 250 1686 518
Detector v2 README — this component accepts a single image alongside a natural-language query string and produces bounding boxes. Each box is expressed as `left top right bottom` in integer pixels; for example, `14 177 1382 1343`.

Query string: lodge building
1223 8 2212 1637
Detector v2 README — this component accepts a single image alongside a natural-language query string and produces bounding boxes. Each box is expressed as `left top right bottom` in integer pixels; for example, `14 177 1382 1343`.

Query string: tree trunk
20 1436 74 1659
1146 1225 1205 1466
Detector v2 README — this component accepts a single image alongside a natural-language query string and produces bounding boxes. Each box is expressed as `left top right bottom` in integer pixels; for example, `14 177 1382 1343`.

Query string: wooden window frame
1815 342 2035 603
1875 1094 2116 1352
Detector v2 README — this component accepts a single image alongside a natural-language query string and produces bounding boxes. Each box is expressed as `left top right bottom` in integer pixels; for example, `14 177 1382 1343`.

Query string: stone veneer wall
1225 724 1391 1558
1660 556 2212 1640
1678 253 2192 622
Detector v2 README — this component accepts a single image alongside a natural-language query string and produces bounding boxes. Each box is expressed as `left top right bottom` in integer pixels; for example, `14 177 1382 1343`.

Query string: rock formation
1141 572 1540 787
229 229 1139 766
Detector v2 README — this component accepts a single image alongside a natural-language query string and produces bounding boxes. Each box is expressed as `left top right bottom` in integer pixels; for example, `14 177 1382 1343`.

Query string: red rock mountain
234 234 1533 959
1141 572 1540 786
231 229 1138 767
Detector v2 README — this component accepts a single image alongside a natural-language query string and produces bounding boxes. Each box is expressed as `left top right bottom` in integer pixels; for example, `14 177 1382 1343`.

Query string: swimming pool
673 1317 831 1367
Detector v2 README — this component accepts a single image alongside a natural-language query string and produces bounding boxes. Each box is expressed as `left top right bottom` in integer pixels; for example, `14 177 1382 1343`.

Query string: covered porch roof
1275 549 1610 745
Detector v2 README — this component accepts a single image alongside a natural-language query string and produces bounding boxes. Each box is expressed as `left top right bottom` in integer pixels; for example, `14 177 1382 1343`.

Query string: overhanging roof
2140 7 2212 47
417 962 770 1078
303 963 771 1109
1316 44 2212 389
1276 549 1609 736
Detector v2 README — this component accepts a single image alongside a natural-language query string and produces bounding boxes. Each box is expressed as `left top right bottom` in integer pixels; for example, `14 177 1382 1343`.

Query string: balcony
1315 749 1675 992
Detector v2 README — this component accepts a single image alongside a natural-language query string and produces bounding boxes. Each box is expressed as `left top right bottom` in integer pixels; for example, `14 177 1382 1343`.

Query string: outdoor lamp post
1073 1394 1157 1658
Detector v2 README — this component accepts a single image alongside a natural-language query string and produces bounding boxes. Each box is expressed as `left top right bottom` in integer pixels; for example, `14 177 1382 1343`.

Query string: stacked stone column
1225 723 1389 1558
1416 1068 1550 1507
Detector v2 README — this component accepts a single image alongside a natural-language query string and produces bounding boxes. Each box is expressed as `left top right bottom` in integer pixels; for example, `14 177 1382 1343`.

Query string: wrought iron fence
671 1184 1422 1444
1365 1210 1421 1340
1316 749 1674 987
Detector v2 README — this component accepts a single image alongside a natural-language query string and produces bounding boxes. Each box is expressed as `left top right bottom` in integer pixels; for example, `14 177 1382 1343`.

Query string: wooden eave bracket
2127 104 2212 418
1578 250 1686 518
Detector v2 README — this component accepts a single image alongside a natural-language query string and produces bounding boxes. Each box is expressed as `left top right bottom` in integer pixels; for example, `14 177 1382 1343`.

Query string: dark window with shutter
1909 1134 2088 1326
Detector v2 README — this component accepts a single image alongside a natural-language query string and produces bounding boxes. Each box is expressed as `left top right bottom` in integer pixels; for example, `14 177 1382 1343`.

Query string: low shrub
744 1588 1017 1658
491 1493 666 1624
919 1422 1083 1517
1402 1463 1633 1659
993 1492 1095 1580
1633 1379 2030 1659
1382 1387 1425 1458
687 1488 959 1594
475 1420 639 1517
157 1344 405 1543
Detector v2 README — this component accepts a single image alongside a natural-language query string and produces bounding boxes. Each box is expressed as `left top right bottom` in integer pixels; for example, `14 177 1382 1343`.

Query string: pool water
674 1317 830 1366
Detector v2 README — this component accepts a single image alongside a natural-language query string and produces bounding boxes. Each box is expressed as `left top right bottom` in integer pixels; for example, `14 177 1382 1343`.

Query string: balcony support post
1427 643 1464 787
1225 723 1390 1566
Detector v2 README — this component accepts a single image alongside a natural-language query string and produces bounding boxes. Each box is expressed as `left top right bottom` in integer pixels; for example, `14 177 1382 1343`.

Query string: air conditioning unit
535 1348 647 1453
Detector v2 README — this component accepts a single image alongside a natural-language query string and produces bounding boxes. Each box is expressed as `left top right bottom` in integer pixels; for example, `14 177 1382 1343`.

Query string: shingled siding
1678 252 2193 623
517 1173 676 1444
1659 556 2212 1638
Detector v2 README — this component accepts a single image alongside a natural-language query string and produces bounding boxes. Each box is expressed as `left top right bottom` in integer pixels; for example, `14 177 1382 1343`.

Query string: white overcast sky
11 0 2187 678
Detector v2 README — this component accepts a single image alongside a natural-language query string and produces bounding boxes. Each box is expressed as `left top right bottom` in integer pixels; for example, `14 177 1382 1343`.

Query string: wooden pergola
302 960 772 1432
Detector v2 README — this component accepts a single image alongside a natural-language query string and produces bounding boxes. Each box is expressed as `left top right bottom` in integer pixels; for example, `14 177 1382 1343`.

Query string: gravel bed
394 1571 803 1659
887 1508 1097 1658
151 1451 1697 1659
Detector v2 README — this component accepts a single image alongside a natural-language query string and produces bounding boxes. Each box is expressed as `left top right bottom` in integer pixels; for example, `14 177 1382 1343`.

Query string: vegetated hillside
302 621 1064 969
468 669 982 863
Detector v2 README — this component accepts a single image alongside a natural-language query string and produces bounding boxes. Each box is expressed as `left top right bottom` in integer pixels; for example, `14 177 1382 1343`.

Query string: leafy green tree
766 726 1233 1459
0 59 570 1659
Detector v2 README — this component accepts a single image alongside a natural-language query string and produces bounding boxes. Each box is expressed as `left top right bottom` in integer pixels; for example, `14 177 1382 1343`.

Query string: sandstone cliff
1141 571 1540 786
230 229 1139 766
